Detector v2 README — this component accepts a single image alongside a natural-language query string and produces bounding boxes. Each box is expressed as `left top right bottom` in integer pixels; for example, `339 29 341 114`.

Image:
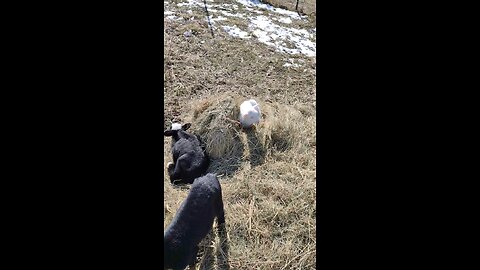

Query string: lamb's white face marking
171 123 182 130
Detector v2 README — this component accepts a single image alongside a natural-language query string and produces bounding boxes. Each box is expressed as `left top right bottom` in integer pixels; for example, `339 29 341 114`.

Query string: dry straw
164 92 317 269
184 92 313 176
164 1 317 267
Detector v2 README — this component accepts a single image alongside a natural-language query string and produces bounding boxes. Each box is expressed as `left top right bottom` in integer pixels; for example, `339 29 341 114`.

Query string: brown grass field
260 0 316 16
164 0 316 269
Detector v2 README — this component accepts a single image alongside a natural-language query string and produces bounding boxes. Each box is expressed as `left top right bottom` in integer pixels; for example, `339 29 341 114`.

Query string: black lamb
164 123 209 185
164 173 225 270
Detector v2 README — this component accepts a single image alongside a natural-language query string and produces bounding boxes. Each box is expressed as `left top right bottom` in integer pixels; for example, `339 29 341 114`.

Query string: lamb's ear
164 129 175 136
182 123 192 131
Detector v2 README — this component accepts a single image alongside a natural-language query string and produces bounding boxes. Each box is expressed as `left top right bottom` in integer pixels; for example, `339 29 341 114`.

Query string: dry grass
261 0 316 16
163 1 316 126
164 1 316 269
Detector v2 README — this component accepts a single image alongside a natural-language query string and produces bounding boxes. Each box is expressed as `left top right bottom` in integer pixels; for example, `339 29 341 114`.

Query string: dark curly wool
164 123 210 185
164 174 225 270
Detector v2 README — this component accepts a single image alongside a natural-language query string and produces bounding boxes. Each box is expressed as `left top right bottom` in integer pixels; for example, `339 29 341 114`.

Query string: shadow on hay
196 223 230 270
206 131 245 176
245 129 266 168
216 223 230 270
270 132 292 152
196 232 214 270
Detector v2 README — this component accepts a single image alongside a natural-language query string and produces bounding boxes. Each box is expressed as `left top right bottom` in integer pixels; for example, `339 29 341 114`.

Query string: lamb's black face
164 130 181 145
181 123 191 131
164 129 176 137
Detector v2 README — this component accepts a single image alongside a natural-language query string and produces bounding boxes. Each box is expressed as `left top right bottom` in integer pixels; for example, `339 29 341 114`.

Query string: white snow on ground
250 15 315 57
244 6 264 14
177 0 198 7
164 0 316 58
222 25 250 39
283 62 299 68
164 10 182 21
166 15 182 21
220 10 245 18
283 58 304 68
276 17 292 24
235 0 307 20
211 16 228 22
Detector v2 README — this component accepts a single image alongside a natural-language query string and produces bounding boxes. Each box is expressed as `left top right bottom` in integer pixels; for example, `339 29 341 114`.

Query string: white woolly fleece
171 123 182 130
239 99 261 128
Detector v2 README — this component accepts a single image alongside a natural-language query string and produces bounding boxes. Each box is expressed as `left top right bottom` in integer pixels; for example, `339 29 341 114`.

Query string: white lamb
239 99 261 128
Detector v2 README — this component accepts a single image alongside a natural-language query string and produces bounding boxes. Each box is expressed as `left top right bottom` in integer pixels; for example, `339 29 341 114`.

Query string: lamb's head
239 99 261 128
164 122 192 142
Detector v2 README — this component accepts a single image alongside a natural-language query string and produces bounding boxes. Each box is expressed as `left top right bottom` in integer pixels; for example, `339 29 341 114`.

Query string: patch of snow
223 25 250 39
250 16 274 32
221 10 244 17
235 0 306 20
283 62 300 68
211 16 228 22
211 3 239 9
167 0 316 57
270 33 279 40
252 29 271 43
277 17 292 24
283 58 302 68
243 6 263 14
166 15 182 21
177 0 201 7
249 15 316 57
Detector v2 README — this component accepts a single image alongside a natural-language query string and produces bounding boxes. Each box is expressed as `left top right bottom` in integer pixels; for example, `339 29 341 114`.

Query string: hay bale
190 93 244 159
185 92 312 174
257 102 305 153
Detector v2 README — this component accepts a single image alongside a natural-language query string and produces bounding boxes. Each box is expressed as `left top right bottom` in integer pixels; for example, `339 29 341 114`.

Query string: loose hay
190 94 244 159
188 93 246 175
164 7 316 265
164 91 316 269
180 92 314 175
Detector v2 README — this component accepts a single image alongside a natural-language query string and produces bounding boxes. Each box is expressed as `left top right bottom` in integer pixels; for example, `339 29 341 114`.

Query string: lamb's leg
167 162 176 182
169 154 188 184
216 196 226 225
188 245 199 269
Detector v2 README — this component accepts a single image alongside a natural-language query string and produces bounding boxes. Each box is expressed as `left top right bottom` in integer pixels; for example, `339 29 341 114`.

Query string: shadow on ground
197 223 230 270
245 128 266 168
206 132 245 177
